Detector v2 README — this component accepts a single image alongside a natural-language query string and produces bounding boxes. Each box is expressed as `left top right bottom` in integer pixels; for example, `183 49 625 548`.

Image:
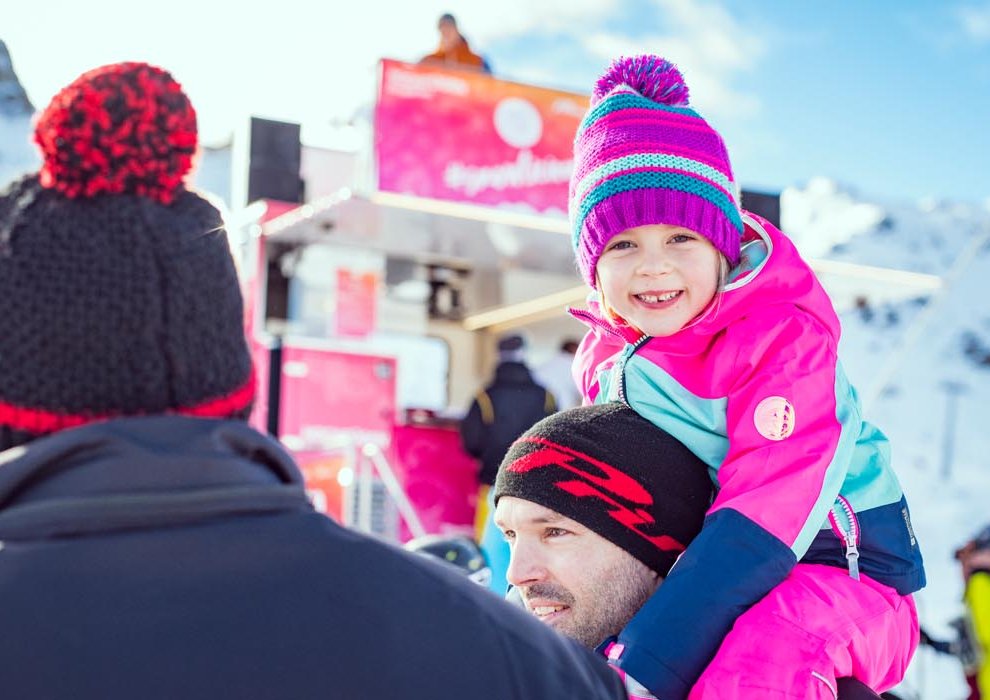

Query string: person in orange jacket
420 13 491 73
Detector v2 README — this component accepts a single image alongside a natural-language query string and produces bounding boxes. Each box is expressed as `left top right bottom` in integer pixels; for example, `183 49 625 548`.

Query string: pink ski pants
688 563 919 699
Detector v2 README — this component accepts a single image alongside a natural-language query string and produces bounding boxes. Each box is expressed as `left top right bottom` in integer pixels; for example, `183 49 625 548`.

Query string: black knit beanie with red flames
0 62 254 451
494 402 713 575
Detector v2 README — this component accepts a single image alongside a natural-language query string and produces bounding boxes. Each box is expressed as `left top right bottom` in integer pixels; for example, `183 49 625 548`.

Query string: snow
0 114 35 188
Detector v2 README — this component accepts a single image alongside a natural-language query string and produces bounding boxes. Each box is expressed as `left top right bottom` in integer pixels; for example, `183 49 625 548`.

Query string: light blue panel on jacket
620 355 729 484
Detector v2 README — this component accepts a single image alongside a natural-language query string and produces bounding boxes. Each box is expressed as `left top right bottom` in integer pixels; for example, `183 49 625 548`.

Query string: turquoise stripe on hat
572 171 744 247
577 91 702 138
574 152 736 204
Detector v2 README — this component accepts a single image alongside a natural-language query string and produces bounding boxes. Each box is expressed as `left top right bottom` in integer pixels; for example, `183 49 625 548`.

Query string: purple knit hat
569 55 744 287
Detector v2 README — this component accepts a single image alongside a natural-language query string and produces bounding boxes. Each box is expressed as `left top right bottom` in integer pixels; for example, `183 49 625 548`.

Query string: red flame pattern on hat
508 437 687 553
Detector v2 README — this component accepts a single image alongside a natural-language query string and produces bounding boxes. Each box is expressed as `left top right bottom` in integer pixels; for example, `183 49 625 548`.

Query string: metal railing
345 442 426 541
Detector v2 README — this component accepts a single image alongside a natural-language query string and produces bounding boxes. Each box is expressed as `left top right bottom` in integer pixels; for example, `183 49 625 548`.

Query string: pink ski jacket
571 212 925 699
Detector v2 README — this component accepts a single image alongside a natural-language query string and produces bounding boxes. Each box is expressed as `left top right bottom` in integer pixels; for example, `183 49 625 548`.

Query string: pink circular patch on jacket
754 396 795 440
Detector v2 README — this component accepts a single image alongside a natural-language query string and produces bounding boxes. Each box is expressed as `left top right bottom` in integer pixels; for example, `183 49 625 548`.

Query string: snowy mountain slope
0 114 34 187
0 40 37 188
0 40 32 117
786 180 990 699
849 245 990 699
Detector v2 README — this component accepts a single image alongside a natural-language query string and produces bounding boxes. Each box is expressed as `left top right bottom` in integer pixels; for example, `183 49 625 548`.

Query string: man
0 61 626 700
493 403 888 700
493 402 712 653
420 12 490 73
461 332 556 593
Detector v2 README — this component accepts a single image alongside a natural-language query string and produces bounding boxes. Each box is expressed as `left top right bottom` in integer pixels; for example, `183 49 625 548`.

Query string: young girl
568 55 925 699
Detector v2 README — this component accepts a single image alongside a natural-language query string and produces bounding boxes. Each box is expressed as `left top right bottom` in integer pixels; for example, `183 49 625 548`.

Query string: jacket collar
493 361 536 384
0 416 311 540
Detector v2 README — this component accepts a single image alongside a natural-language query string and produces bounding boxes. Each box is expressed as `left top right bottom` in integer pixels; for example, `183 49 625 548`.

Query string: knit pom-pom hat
569 55 744 287
0 62 254 451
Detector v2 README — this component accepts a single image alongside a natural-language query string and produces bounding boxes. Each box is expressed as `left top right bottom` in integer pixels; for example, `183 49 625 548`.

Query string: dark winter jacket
461 361 556 485
0 416 626 700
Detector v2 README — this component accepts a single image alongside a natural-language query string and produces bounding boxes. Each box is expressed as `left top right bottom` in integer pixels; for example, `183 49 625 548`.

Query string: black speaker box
740 189 781 228
247 118 304 203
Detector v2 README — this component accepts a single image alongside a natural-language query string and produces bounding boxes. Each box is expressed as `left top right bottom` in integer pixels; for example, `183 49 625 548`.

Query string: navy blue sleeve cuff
615 508 797 699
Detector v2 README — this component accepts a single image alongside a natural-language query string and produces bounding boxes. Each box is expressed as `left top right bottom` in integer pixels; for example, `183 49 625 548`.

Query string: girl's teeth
639 292 678 303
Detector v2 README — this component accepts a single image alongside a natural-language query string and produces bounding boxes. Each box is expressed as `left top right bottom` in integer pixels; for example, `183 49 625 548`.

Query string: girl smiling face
595 224 722 337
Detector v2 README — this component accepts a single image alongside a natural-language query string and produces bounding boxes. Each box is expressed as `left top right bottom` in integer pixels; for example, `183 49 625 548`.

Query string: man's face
437 19 459 49
495 496 660 649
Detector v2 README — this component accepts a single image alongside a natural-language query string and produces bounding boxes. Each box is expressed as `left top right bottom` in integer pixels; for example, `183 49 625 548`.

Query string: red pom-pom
33 62 197 204
592 55 690 108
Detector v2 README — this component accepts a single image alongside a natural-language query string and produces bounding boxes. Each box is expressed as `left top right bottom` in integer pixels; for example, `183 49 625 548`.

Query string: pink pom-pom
592 55 690 107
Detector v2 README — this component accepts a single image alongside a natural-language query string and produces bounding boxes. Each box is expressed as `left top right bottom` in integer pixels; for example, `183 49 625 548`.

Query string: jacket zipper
617 335 652 405
568 307 624 341
568 306 644 405
827 495 861 581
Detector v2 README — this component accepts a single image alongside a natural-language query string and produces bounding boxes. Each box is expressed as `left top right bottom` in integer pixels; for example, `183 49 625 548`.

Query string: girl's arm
614 311 859 699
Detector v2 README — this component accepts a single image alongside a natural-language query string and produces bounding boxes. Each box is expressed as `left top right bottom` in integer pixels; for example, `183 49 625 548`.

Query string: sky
4 0 990 205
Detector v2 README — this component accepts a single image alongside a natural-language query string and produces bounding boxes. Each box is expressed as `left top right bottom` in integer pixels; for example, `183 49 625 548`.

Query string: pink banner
374 59 587 217
278 346 396 446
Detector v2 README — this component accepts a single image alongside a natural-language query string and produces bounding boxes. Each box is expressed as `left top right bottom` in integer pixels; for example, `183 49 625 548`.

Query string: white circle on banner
493 97 543 149
754 396 795 441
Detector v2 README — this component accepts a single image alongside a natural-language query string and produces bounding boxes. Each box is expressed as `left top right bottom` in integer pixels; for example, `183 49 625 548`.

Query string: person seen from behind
461 332 556 594
0 61 627 700
568 54 925 699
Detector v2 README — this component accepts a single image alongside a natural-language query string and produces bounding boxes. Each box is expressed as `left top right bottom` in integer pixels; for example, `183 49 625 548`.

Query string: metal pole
357 443 373 534
940 381 965 481
266 336 283 437
340 441 357 529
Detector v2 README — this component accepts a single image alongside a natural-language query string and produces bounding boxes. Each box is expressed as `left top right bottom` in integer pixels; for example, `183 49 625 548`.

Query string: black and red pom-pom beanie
0 62 255 451
494 402 713 576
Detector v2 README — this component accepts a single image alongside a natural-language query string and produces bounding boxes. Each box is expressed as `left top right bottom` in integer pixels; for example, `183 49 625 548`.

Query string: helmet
405 534 492 587
955 524 990 561
973 524 990 551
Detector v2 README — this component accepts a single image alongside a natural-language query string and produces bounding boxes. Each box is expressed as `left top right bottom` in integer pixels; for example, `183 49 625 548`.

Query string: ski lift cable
861 224 990 414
